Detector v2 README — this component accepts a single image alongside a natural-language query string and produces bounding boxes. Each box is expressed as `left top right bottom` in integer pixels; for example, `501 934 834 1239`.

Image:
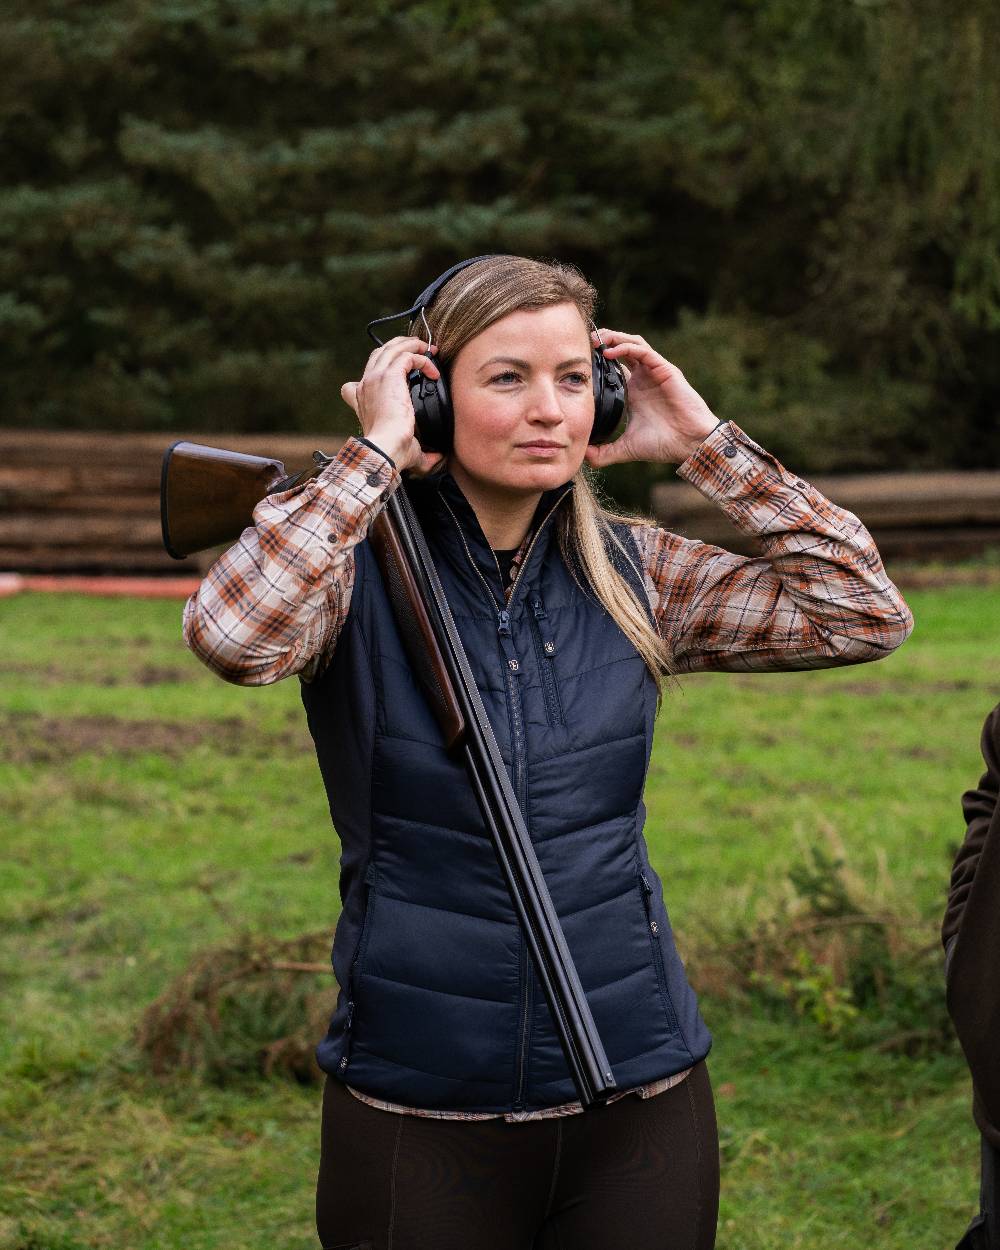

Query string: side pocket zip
340 862 378 1074
637 866 678 1033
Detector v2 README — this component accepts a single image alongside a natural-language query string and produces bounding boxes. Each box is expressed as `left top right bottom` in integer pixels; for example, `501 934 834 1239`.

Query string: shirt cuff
355 436 397 469
315 434 401 508
675 420 784 503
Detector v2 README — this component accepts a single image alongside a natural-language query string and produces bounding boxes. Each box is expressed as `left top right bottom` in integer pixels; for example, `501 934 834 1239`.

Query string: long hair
411 254 671 703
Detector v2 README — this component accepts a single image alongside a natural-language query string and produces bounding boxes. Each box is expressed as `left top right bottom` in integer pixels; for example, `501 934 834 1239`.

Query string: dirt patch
0 712 312 764
3 661 195 687
726 675 979 696
831 679 976 696
891 566 1000 590
97 665 193 687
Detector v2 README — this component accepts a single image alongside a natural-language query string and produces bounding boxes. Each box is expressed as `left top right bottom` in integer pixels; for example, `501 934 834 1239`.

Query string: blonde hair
412 255 672 703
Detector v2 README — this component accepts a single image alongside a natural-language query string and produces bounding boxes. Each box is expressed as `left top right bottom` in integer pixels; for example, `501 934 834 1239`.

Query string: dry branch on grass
135 930 334 1085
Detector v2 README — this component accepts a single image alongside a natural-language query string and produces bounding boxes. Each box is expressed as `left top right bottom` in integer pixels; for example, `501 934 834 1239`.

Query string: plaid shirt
346 1067 691 1123
183 420 913 1120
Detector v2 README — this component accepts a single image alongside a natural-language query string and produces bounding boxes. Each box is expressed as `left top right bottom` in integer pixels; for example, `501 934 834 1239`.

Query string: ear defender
589 343 627 445
367 256 628 455
407 364 453 454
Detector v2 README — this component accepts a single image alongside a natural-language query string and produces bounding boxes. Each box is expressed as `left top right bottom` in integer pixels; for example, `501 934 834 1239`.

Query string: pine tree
0 0 997 474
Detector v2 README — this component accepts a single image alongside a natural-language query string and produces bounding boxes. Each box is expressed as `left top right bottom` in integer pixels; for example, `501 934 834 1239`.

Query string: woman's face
447 302 595 498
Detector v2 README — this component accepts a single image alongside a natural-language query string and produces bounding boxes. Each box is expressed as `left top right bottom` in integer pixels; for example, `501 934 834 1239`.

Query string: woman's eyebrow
477 356 590 372
478 356 531 372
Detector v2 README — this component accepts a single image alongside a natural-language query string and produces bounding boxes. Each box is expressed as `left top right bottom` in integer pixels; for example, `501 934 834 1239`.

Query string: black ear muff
590 345 627 445
367 254 501 456
407 363 452 454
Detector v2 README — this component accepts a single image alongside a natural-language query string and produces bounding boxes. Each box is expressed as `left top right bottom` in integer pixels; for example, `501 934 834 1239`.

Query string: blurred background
2 2 999 1248
3 0 1000 462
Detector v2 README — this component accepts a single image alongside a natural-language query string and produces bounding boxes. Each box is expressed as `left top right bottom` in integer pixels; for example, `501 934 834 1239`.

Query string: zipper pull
529 596 557 654
497 609 520 673
527 592 557 655
639 872 659 936
346 1000 355 1030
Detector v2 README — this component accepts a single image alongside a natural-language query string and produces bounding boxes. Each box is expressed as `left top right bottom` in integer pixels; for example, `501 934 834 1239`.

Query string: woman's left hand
583 330 721 468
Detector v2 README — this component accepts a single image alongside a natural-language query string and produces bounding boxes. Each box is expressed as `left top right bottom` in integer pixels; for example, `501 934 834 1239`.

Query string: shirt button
327 533 337 543
723 445 737 458
366 470 382 487
795 479 806 488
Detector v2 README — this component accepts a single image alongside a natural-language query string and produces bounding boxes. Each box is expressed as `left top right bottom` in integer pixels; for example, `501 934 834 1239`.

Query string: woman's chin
450 452 584 497
507 461 577 492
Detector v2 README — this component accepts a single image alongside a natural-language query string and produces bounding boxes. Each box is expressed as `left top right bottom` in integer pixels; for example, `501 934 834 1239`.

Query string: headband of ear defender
365 255 627 455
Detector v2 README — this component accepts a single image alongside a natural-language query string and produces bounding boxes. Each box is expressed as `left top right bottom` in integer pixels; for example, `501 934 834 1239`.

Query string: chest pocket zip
527 593 563 727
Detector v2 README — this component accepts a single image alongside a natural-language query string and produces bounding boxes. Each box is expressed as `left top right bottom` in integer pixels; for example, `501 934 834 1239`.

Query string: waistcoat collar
405 469 575 607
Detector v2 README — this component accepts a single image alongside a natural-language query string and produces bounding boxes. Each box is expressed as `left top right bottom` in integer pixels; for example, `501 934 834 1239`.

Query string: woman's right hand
340 336 445 475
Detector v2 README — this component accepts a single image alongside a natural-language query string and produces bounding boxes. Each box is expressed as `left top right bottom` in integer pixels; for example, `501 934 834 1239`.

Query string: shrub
135 930 333 1085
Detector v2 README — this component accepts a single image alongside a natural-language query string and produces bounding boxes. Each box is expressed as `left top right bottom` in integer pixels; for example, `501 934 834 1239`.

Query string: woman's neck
447 462 542 551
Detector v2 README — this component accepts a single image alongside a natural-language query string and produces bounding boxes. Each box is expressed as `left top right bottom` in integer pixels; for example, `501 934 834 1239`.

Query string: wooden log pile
0 431 997 574
652 470 1000 561
0 430 344 575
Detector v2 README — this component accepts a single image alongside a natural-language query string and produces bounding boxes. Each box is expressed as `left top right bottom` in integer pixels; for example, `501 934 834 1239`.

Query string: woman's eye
563 372 590 386
489 371 522 385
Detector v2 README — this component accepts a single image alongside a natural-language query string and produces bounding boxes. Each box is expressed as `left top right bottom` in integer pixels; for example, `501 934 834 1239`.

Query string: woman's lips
517 443 565 456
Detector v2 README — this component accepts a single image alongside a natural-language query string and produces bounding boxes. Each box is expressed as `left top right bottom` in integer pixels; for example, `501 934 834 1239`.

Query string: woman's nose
524 382 564 421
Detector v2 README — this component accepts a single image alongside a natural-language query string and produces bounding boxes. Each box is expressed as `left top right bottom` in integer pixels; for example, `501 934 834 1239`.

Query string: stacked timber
0 430 344 575
652 470 1000 561
1 431 998 573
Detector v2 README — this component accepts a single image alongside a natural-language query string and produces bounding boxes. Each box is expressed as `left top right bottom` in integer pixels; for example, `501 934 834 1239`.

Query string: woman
183 255 913 1250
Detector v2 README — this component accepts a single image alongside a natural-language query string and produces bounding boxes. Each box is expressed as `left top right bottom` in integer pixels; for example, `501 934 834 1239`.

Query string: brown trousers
315 1059 719 1250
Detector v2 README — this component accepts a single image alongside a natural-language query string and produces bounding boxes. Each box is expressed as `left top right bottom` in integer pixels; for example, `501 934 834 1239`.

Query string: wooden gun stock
160 440 465 751
161 440 299 559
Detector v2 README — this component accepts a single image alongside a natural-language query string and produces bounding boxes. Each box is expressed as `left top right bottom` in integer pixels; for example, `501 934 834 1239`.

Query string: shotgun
162 440 618 1108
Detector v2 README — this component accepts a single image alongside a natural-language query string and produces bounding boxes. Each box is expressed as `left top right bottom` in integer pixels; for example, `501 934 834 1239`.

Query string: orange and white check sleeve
629 421 913 674
182 436 400 685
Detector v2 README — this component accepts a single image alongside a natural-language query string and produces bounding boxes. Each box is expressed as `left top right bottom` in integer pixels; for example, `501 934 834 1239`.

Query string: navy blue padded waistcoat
301 469 712 1112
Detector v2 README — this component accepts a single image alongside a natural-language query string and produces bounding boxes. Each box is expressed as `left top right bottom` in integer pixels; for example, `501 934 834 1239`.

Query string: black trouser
316 1060 719 1250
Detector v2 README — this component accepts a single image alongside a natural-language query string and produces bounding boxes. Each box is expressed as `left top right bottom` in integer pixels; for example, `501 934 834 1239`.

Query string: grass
1 579 996 1248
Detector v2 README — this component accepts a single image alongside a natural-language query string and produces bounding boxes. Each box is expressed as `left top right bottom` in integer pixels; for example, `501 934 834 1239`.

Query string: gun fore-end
161 440 299 559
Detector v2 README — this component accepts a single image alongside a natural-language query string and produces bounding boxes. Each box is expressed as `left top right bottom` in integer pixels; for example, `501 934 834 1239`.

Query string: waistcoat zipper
437 488 570 1109
528 593 563 726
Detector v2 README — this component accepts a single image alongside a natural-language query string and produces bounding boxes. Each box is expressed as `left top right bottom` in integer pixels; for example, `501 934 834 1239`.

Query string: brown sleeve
942 704 1000 948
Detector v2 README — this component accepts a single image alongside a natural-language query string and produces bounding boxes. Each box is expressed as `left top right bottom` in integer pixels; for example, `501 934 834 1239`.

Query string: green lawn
1 582 996 1249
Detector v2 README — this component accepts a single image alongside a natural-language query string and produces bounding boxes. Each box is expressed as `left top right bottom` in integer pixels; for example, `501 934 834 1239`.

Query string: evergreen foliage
1 0 998 479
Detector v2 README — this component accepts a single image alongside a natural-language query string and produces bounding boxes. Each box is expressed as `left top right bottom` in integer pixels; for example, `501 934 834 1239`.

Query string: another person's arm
942 704 1000 966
